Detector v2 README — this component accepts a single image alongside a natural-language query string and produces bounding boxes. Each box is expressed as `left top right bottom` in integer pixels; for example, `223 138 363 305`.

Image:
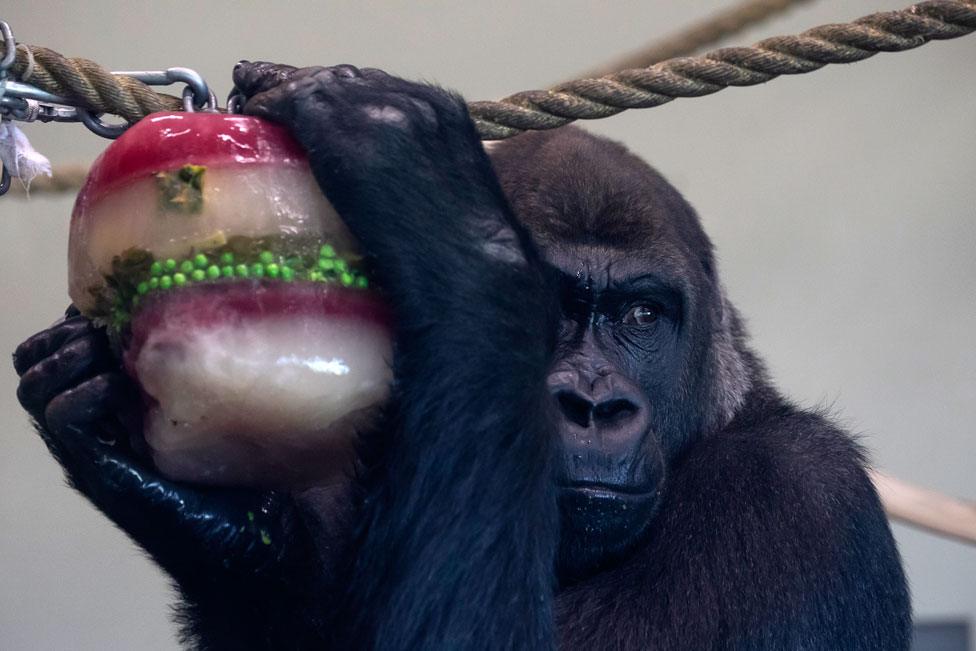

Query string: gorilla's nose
548 370 651 460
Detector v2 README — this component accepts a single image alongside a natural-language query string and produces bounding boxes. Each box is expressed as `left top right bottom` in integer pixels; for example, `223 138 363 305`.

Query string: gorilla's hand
232 62 531 290
13 308 309 587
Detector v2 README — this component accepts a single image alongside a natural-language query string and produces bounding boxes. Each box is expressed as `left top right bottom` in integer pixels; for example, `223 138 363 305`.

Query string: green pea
149 277 160 290
356 276 369 289
319 244 335 258
235 264 249 278
318 258 335 271
266 263 280 278
340 272 354 286
258 251 274 265
193 253 209 269
164 259 177 272
309 270 323 282
221 265 235 278
206 265 221 280
251 263 265 278
136 281 149 295
160 275 173 290
220 252 234 265
173 273 187 286
191 269 206 282
281 267 295 282
334 259 348 272
179 260 194 274
149 261 163 277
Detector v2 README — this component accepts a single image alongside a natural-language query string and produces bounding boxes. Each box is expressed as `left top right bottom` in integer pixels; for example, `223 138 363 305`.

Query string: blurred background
1 1 973 649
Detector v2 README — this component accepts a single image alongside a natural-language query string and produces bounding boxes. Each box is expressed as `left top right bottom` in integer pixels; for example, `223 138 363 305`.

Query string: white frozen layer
133 311 392 486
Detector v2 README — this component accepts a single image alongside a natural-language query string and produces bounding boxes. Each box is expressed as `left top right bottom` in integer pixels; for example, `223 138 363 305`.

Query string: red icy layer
126 281 392 368
75 112 309 210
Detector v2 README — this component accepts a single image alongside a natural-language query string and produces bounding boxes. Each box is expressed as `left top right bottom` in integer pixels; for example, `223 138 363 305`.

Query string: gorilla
14 63 911 650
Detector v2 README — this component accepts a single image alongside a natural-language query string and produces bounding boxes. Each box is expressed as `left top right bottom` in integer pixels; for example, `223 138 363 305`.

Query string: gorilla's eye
623 305 659 326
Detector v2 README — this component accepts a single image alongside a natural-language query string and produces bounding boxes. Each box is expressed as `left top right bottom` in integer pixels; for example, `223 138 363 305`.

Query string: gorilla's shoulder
685 394 877 513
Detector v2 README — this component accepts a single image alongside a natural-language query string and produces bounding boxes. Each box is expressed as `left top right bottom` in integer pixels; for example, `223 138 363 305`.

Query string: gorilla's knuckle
13 334 49 374
328 64 362 79
362 103 410 128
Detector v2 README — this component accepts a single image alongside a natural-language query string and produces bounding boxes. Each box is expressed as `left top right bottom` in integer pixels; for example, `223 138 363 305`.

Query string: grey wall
1 2 973 649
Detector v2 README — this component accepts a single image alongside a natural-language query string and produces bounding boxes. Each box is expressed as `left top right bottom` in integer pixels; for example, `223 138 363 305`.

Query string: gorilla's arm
14 310 328 649
556 401 912 650
234 63 560 649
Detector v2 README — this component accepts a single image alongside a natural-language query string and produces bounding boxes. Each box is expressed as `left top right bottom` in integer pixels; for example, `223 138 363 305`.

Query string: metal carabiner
115 67 214 111
0 20 17 105
0 21 15 73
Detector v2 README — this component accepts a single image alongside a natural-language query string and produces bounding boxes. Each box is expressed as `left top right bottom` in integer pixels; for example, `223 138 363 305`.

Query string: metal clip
1 21 14 196
0 19 218 140
1 20 16 104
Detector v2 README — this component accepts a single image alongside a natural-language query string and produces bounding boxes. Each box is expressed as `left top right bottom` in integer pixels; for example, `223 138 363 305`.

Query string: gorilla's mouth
558 481 656 500
556 480 660 581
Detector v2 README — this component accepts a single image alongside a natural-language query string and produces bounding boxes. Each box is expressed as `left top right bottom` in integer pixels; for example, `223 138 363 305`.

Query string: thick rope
575 0 816 80
1 0 974 193
472 0 976 139
4 44 182 122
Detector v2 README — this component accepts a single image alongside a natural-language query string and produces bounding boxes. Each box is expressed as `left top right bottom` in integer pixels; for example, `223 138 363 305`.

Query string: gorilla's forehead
487 126 712 284
540 241 693 293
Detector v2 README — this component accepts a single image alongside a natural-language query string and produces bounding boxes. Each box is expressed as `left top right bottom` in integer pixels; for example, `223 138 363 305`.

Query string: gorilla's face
489 129 733 580
543 242 678 578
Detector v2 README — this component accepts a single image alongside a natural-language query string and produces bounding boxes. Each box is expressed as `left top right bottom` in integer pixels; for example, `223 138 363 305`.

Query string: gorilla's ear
705 288 753 431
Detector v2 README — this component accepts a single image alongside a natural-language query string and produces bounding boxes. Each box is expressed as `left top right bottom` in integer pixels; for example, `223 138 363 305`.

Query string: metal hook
76 108 127 139
226 90 245 115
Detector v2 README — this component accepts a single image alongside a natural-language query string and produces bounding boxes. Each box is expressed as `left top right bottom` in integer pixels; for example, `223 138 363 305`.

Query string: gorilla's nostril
592 399 639 426
556 391 592 428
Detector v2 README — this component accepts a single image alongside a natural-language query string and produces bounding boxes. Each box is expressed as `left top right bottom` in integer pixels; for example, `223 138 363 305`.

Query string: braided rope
576 0 815 79
5 44 182 122
472 0 976 139
0 0 972 191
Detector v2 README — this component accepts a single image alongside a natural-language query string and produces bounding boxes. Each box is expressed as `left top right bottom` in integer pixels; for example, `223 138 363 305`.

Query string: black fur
13 64 910 650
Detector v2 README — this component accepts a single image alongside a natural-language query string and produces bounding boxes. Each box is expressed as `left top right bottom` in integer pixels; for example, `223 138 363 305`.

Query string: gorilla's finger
329 64 363 80
232 61 299 98
242 69 344 125
65 304 81 318
13 316 96 376
17 335 114 415
44 372 138 441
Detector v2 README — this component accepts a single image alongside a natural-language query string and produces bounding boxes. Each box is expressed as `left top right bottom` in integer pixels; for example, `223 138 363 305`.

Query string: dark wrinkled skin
14 63 911 650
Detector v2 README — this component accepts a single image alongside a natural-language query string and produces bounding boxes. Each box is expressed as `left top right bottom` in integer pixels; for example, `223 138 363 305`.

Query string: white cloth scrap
0 120 52 188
